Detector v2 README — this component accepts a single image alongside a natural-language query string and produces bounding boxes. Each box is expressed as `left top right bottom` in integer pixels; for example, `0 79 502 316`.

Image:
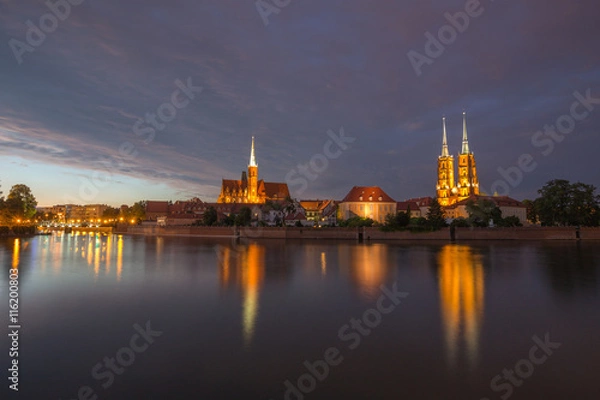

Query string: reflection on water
8 232 125 280
438 244 485 370
342 244 390 299
12 238 20 268
218 243 266 347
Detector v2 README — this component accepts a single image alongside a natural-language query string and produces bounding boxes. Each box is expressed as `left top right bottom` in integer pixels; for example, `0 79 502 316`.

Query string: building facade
339 186 396 224
217 137 290 204
437 113 480 206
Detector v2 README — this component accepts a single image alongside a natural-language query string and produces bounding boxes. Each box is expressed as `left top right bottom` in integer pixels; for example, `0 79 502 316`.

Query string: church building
436 112 480 206
217 137 290 204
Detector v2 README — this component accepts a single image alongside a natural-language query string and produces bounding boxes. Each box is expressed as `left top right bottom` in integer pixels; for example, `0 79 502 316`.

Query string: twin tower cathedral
436 112 480 206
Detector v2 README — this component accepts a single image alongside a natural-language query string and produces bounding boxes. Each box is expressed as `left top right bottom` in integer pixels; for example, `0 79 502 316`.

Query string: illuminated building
217 137 290 204
436 113 480 206
339 186 396 224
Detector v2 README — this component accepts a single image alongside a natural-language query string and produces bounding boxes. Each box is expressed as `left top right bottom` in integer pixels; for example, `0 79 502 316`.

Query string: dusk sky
1 0 599 207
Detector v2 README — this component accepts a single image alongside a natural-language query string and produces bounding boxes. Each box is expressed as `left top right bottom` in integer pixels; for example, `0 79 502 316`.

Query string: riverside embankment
113 225 600 241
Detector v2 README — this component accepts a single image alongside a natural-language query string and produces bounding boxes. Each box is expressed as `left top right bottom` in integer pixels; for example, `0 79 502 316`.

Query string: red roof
262 182 290 199
146 201 169 213
341 186 396 203
397 201 420 211
405 197 434 207
285 212 307 221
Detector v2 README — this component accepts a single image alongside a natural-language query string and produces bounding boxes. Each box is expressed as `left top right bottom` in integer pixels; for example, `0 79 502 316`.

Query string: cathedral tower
437 117 455 206
247 136 259 202
456 112 479 201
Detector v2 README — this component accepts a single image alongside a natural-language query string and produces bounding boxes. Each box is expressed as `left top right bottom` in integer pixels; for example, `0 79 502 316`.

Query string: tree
235 207 252 226
500 215 523 227
203 206 218 226
102 207 120 219
536 179 600 226
339 216 374 227
426 198 447 229
125 201 146 222
283 196 297 215
3 184 37 222
466 199 502 227
522 199 538 224
383 211 410 231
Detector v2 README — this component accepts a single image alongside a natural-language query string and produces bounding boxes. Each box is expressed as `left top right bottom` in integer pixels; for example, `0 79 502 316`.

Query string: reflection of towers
438 245 485 370
218 243 266 347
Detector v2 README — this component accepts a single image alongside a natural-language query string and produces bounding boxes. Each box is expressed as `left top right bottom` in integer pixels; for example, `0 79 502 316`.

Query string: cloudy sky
1 0 599 206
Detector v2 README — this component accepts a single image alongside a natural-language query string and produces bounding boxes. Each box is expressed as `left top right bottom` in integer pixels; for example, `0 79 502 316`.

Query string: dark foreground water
1 232 599 400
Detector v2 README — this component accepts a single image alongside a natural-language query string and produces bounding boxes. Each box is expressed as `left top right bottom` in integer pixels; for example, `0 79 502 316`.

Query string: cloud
0 0 599 204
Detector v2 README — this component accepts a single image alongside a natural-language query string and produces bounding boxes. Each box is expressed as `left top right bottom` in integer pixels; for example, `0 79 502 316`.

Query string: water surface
1 232 599 399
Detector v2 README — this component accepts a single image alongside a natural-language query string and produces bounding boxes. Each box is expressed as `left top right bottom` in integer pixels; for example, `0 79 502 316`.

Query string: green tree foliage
1 184 38 223
121 201 146 223
102 207 120 219
522 199 538 224
450 217 470 227
203 206 218 226
339 216 374 227
426 198 447 229
235 207 252 226
499 215 523 227
383 211 410 230
535 179 600 226
466 199 502 227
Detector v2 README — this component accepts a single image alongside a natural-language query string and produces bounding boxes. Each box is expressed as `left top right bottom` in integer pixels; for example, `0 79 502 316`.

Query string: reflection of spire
438 245 484 370
249 136 257 167
217 243 265 348
242 244 263 347
441 117 449 157
461 112 470 154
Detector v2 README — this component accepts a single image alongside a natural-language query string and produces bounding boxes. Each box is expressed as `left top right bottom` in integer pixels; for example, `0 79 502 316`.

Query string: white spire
441 116 449 157
461 111 470 154
249 136 257 167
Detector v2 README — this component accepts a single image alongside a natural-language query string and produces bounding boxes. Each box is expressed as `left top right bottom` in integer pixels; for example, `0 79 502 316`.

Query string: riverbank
113 225 600 241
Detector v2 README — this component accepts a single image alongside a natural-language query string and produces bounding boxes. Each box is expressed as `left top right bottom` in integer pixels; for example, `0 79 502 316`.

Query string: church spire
441 116 449 157
461 111 470 154
249 136 257 167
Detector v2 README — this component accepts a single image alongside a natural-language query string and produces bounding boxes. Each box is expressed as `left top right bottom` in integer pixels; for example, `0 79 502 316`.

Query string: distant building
405 197 435 217
396 201 422 218
339 186 396 224
444 195 527 224
299 199 337 226
217 137 290 204
437 113 480 206
146 201 170 220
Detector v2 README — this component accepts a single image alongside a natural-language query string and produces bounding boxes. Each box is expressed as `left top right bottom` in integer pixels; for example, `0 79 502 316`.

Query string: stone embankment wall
114 225 600 241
